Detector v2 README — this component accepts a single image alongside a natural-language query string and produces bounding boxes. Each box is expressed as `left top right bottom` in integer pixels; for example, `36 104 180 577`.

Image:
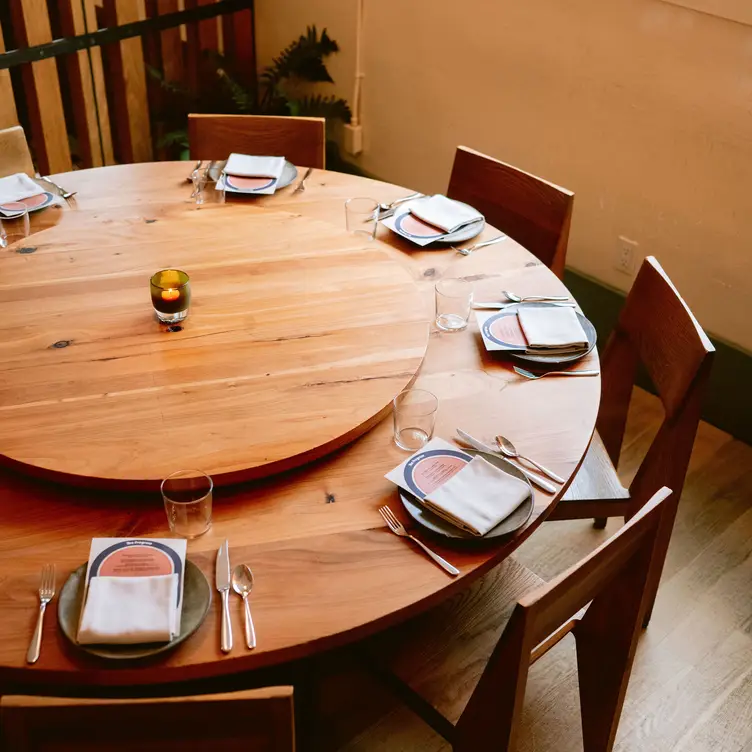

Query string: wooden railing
0 0 255 174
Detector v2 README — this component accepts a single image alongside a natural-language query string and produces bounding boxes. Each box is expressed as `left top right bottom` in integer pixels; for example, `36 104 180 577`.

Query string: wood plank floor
311 387 752 751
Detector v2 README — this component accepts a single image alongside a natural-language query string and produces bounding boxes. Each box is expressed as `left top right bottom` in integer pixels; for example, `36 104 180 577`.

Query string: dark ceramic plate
58 559 211 660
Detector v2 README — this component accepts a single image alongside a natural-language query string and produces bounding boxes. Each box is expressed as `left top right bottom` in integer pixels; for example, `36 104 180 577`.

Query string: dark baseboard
564 269 752 445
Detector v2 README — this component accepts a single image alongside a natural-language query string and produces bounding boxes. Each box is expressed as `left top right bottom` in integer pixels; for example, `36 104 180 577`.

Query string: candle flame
161 288 180 302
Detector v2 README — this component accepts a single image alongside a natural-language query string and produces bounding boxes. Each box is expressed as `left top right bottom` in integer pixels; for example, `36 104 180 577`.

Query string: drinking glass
150 269 191 324
192 167 225 206
162 469 213 538
0 206 30 248
435 278 472 331
393 388 438 451
345 197 378 240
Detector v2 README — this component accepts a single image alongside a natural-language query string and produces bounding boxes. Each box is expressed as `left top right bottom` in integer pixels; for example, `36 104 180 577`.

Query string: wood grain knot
423 268 436 277
50 340 72 349
15 246 36 254
145 219 157 224
326 493 336 504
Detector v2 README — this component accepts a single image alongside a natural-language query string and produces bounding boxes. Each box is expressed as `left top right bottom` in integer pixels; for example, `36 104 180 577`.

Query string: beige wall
256 0 752 351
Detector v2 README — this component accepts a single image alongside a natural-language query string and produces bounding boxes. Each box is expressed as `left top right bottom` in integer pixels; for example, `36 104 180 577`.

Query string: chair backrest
446 146 574 278
188 114 326 169
455 487 673 752
597 256 714 511
0 126 34 177
0 687 295 751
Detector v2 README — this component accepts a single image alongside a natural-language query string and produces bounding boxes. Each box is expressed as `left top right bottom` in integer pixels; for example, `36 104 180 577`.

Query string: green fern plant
150 26 353 167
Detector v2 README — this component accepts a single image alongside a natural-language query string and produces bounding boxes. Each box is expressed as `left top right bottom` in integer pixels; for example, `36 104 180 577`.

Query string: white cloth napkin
408 195 483 233
77 574 178 645
224 153 286 180
517 306 589 352
0 173 43 205
422 456 530 536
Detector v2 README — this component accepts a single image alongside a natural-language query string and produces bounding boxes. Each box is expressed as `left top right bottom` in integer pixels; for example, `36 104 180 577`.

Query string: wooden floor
310 388 752 751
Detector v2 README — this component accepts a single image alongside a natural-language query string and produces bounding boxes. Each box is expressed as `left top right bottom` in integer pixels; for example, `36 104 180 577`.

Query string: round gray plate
209 160 298 192
392 197 485 244
58 560 212 660
399 449 534 540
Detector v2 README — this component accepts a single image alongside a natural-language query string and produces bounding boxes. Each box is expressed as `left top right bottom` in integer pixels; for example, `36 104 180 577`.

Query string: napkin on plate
0 173 45 216
517 306 589 353
77 574 179 645
224 153 285 180
422 456 530 536
408 194 483 234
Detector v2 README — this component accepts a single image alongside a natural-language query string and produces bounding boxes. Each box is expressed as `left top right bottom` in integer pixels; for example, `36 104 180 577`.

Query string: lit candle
150 269 191 324
161 288 180 302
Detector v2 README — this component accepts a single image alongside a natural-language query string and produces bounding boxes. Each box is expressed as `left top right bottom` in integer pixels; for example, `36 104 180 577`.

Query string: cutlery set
216 539 256 653
456 429 561 494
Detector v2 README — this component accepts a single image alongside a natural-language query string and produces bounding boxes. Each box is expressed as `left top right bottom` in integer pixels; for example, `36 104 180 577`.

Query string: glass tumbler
345 197 378 240
393 388 438 451
0 206 30 249
162 469 213 538
435 278 472 332
192 167 225 206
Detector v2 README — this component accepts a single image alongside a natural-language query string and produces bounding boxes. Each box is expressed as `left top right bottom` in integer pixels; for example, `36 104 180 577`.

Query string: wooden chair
446 146 574 278
551 256 715 623
188 114 326 168
0 687 295 751
362 487 673 752
0 126 34 178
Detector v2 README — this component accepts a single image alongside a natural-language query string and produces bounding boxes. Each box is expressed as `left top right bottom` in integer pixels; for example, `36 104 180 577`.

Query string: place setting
28 469 258 665
0 172 67 248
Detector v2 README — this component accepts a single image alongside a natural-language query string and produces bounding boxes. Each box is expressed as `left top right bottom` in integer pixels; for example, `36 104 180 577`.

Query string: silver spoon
495 434 565 484
231 564 256 650
502 290 570 303
377 192 423 215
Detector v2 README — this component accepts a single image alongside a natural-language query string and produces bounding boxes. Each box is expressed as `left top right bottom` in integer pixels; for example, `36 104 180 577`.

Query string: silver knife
455 429 558 494
216 540 233 653
472 301 577 310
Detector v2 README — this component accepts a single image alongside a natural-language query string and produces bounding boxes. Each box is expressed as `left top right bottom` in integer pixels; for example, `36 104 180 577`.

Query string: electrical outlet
343 124 363 155
615 236 639 275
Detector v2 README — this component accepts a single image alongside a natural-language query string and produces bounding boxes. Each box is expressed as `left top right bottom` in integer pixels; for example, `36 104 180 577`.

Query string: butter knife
216 540 233 653
455 429 558 494
472 301 577 310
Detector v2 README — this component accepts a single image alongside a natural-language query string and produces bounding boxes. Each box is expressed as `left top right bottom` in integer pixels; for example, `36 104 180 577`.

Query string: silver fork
452 234 507 255
293 166 313 194
379 505 459 576
514 366 600 380
27 564 55 664
35 174 76 200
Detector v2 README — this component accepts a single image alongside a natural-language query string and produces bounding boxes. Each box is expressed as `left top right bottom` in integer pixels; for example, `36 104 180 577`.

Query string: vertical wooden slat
154 0 184 83
222 6 255 87
0 19 20 129
103 0 153 163
10 0 72 174
58 0 115 167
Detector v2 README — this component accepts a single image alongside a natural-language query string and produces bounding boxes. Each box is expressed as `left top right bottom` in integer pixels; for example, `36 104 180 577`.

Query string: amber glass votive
150 269 191 323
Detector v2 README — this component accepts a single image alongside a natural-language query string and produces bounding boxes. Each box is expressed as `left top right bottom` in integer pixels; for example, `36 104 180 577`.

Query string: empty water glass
162 469 213 538
192 168 225 206
435 278 472 331
393 388 438 451
0 206 30 249
345 197 378 240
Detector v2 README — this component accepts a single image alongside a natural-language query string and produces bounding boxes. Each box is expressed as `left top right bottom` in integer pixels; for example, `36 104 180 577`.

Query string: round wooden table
0 163 600 693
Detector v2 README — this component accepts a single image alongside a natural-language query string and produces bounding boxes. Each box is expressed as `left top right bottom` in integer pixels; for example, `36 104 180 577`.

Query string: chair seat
363 557 543 725
562 430 630 504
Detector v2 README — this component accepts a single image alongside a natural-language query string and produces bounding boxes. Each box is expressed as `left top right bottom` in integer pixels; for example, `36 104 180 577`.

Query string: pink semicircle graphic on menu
225 175 275 192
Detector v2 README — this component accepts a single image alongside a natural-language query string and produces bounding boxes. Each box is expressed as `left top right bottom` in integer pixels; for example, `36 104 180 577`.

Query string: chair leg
575 634 632 752
593 518 607 529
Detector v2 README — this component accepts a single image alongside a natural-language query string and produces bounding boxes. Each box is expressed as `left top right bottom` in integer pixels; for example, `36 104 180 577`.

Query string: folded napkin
0 173 43 206
422 456 529 536
517 306 588 353
408 195 483 234
77 574 178 645
224 153 285 180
